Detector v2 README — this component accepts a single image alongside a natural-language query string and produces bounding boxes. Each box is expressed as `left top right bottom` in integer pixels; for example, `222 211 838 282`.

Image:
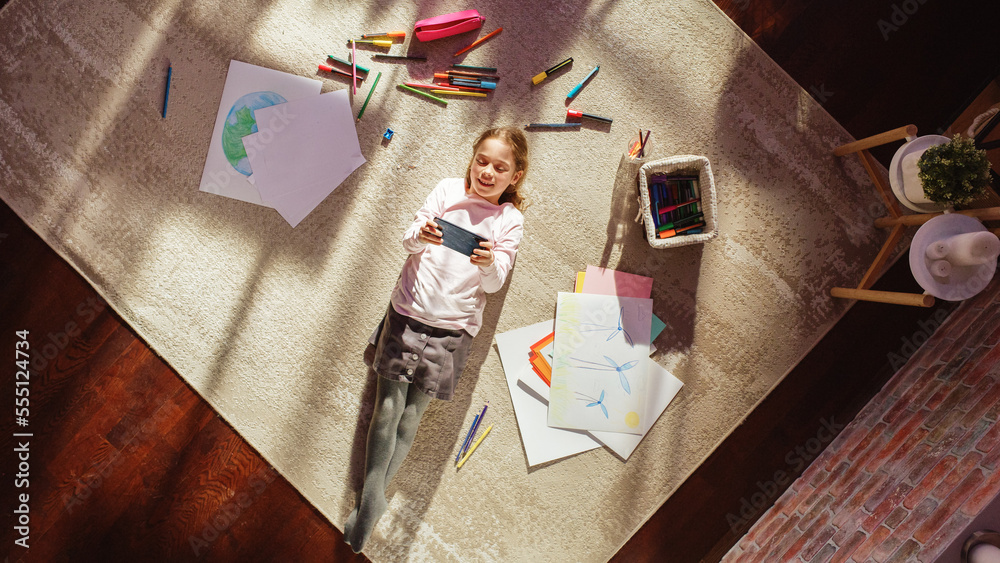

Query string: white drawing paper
518 355 683 461
243 90 366 227
198 60 323 206
548 292 652 434
495 321 601 466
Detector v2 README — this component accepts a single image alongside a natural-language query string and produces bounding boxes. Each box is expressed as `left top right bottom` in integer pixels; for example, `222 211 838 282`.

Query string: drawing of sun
221 91 287 176
625 411 640 428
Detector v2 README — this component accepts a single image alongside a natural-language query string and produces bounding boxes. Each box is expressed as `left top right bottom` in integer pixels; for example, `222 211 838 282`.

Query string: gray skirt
368 304 474 401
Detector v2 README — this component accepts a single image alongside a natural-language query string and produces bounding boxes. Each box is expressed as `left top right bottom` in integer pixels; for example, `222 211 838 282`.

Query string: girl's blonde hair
465 127 529 211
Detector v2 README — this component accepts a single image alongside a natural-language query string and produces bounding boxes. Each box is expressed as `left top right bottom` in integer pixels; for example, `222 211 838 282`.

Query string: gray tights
344 376 432 553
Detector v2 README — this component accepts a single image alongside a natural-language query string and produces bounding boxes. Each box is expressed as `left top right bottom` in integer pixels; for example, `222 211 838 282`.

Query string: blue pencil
457 413 480 462
462 402 489 458
161 65 172 118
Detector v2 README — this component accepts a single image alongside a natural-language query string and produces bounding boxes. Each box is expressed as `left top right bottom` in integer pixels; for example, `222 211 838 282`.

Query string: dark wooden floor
2 2 1000 562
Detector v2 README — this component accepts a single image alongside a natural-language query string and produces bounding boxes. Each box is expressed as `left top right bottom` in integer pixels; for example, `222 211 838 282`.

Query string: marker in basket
567 108 612 123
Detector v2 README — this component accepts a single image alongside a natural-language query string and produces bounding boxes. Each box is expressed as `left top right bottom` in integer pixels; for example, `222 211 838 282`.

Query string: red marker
319 64 362 82
567 108 612 123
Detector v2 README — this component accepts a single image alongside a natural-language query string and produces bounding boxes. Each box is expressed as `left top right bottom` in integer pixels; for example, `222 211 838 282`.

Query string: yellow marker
456 424 492 469
531 57 573 85
355 39 393 48
431 90 487 97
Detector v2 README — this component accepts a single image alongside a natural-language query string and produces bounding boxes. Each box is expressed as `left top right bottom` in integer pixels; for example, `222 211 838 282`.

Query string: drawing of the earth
221 91 287 176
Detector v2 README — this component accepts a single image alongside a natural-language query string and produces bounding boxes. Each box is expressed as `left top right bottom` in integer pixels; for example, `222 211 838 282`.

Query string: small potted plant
917 134 992 206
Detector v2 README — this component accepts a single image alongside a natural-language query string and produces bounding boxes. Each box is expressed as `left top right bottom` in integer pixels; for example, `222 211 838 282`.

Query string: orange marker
361 31 406 38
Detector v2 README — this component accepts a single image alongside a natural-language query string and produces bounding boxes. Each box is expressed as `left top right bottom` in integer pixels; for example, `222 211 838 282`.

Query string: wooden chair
830 125 1000 307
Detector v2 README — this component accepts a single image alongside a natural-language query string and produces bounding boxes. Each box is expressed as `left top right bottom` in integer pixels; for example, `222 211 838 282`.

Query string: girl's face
468 137 523 205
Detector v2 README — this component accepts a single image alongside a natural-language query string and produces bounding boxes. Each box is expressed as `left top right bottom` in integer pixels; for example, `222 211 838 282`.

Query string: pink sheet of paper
581 265 653 299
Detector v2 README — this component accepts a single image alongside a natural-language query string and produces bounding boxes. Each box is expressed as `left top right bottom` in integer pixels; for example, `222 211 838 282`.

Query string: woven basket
637 155 718 248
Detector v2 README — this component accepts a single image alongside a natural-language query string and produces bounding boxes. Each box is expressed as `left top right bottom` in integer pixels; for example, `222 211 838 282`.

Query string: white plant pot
889 135 951 213
900 151 934 204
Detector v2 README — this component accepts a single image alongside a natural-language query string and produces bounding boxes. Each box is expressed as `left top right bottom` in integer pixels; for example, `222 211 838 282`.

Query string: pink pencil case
413 9 485 42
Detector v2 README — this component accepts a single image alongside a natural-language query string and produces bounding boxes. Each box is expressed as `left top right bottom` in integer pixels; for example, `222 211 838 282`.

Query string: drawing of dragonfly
579 306 634 347
575 390 608 418
570 355 638 395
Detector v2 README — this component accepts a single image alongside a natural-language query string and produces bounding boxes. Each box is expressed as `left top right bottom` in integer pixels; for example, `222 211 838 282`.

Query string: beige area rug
0 0 886 560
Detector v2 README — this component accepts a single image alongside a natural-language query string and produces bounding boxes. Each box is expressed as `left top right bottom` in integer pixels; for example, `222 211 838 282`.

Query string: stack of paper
199 60 366 227
495 266 683 466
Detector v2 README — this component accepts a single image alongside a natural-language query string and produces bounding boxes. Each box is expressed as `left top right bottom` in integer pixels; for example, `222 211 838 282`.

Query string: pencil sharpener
383 128 394 141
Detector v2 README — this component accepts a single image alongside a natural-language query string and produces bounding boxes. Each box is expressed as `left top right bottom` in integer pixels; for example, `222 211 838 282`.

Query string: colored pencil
456 424 493 469
356 71 382 120
432 90 487 97
161 64 171 118
397 84 448 104
406 82 459 91
452 64 497 72
435 82 490 92
373 54 427 61
351 40 357 95
462 402 489 458
457 413 481 462
454 27 502 57
327 55 369 74
525 123 582 128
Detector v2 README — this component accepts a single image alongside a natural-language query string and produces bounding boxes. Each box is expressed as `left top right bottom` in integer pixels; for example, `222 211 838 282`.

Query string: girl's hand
471 240 494 267
419 219 443 245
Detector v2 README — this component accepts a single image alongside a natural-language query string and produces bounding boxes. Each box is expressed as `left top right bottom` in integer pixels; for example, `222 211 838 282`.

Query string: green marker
327 55 369 74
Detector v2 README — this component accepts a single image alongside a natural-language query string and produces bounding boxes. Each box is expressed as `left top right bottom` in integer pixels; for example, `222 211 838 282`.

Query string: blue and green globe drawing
221 91 287 176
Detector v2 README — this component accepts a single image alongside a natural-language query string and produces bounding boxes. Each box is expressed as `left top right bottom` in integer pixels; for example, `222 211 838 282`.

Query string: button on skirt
369 304 473 401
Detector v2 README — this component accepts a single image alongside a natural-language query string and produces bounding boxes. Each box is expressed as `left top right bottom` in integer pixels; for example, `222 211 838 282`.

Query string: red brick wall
724 274 1000 562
